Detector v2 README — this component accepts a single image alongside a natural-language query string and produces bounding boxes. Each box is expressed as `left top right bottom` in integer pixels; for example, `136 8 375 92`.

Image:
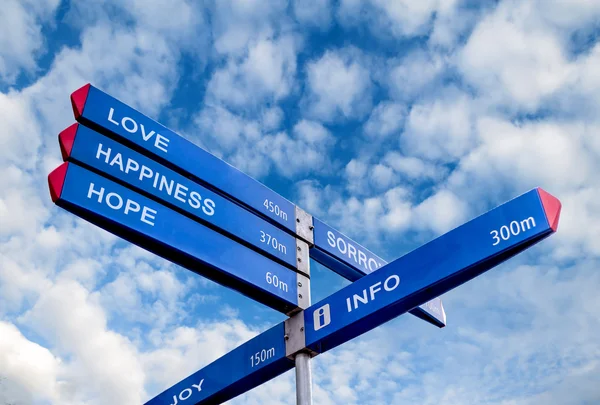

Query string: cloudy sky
1 0 600 404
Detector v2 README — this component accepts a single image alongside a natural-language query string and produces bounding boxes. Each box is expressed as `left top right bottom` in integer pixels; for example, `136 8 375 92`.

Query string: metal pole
295 254 312 405
295 352 313 405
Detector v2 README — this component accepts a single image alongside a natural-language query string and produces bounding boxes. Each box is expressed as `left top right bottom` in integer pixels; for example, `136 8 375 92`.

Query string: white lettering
202 199 215 216
139 124 155 141
107 108 119 126
346 274 400 312
179 389 192 401
159 176 174 195
174 183 188 203
153 172 160 188
358 251 367 269
327 231 336 248
122 116 138 133
96 143 111 163
169 379 204 405
369 282 382 300
156 134 170 153
106 192 123 210
124 199 140 215
337 237 347 255
191 380 204 392
189 191 201 209
139 166 153 181
109 153 124 171
347 244 358 264
352 290 368 309
367 258 378 272
106 109 170 153
141 206 157 226
87 183 104 202
384 275 400 291
125 158 139 174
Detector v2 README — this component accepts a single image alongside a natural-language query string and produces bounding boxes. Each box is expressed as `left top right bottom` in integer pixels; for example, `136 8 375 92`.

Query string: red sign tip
59 123 79 161
537 188 561 232
70 83 91 120
48 163 69 203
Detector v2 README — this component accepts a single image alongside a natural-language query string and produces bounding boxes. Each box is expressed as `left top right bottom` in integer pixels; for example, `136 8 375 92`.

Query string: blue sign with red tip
70 84 298 233
304 188 561 353
68 82 447 328
140 188 560 405
44 82 564 405
48 162 303 314
58 123 299 270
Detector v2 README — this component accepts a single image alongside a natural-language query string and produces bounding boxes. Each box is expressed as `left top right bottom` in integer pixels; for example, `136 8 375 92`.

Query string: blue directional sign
58 123 299 270
144 323 292 405
70 84 297 233
312 218 386 280
312 219 447 327
146 188 560 405
69 83 446 328
304 188 561 353
48 162 303 314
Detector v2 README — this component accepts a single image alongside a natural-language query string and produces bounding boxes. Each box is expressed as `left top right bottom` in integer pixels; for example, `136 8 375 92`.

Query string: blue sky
1 0 600 404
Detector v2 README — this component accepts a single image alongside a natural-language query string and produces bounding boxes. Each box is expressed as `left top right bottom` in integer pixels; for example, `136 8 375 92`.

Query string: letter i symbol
313 304 331 331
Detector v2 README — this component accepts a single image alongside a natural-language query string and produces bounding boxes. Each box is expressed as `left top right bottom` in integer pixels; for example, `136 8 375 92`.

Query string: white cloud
412 188 468 234
0 0 60 84
344 159 370 194
363 101 406 138
458 1 573 112
261 106 285 131
369 163 395 190
337 0 461 40
20 280 145 405
303 48 373 122
533 0 600 32
382 152 448 182
196 104 261 153
3 1 600 404
254 120 336 178
293 0 333 29
369 0 441 37
206 35 300 109
0 321 61 404
298 178 467 246
209 0 289 56
388 48 446 102
141 319 270 401
402 88 475 162
197 106 335 178
429 0 480 49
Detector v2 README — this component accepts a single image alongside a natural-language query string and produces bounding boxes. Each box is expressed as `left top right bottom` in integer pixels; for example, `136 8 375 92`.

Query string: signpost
144 323 293 405
70 84 300 235
46 83 562 405
302 187 560 353
48 162 308 314
68 83 445 327
140 187 560 405
311 219 447 327
58 123 306 273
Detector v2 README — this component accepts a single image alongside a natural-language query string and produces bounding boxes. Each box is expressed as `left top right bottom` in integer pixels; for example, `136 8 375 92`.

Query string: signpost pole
295 267 312 405
295 352 313 405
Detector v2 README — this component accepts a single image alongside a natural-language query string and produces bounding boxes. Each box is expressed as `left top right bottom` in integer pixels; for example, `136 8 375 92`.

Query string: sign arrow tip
70 83 91 120
48 162 69 203
59 123 79 160
537 188 561 232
